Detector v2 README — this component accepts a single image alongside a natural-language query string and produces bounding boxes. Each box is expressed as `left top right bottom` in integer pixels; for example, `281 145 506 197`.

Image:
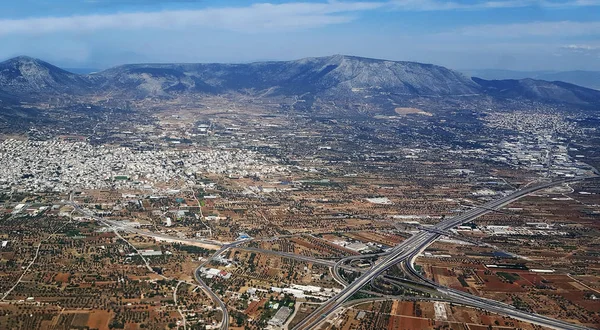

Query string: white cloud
448 21 600 38
562 44 595 50
0 1 598 37
560 44 600 56
390 0 523 10
390 0 600 10
0 1 385 35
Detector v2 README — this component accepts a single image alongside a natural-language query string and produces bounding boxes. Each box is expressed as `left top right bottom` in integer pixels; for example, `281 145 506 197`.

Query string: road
69 199 231 329
67 177 595 330
332 251 389 287
398 252 593 330
2 218 73 301
293 177 595 330
239 247 336 267
104 218 222 248
193 267 229 330
66 200 223 249
1 241 42 300
70 197 366 330
192 239 250 330
173 281 187 330
237 246 378 275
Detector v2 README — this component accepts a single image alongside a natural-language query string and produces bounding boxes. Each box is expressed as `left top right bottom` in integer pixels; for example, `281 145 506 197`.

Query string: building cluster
332 238 383 253
479 225 567 236
480 111 595 176
268 306 292 327
456 224 567 236
0 139 287 192
198 267 232 279
490 138 591 176
269 284 340 300
482 111 579 136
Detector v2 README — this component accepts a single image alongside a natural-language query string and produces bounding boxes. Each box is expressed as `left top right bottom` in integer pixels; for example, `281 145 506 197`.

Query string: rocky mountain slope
473 77 600 105
95 55 481 98
0 56 93 99
465 69 600 91
1 55 599 112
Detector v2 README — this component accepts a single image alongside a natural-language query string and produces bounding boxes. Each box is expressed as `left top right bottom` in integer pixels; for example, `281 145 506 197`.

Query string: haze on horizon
1 0 599 71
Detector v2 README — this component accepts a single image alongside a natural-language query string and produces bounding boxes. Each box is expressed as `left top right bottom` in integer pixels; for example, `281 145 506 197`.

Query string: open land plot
334 300 542 330
416 250 600 327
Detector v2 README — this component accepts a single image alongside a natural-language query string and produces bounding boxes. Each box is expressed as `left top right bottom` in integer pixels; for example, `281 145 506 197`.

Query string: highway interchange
293 177 597 330
192 241 246 330
68 176 597 330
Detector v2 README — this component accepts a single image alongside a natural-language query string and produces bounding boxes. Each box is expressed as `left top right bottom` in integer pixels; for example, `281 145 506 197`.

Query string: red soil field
86 310 112 330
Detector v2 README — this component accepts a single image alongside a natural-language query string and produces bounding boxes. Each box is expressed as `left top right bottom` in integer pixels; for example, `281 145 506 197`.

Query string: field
87 310 112 330
326 300 542 330
394 107 433 116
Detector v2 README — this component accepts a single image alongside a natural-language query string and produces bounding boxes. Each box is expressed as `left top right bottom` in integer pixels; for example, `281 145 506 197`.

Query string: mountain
1 55 600 113
0 89 18 105
464 69 600 91
94 55 481 98
0 56 92 98
472 77 600 106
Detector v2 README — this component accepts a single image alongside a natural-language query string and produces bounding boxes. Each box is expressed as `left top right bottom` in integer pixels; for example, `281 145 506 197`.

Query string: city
1 88 599 329
1 1 600 330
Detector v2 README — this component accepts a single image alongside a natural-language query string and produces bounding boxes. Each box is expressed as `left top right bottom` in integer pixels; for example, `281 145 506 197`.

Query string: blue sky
0 0 598 70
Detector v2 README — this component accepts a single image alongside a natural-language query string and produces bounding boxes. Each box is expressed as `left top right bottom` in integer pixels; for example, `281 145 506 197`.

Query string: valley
0 54 599 330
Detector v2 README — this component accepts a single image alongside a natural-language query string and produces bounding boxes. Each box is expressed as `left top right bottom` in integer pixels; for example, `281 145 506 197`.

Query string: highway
401 250 592 330
68 198 234 330
193 267 229 330
293 177 595 330
68 177 595 330
332 251 389 286
237 246 376 275
193 239 250 330
239 247 338 267
102 218 223 249
66 200 223 249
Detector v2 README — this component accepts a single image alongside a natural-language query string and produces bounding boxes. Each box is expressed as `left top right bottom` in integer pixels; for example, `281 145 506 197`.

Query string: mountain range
463 69 600 91
1 55 599 114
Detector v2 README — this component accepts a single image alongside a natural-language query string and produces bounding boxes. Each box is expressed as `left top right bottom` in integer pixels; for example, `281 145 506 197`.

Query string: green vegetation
349 292 377 301
231 310 248 327
305 181 340 187
64 229 81 237
248 252 257 272
497 272 520 283
511 296 530 311
171 243 215 256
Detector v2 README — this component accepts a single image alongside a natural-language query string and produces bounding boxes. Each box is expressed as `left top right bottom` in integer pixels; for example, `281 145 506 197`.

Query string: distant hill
464 69 600 91
1 55 600 114
95 54 481 98
0 56 93 98
472 77 600 105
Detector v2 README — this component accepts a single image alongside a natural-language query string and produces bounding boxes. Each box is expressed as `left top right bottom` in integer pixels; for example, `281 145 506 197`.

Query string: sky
0 0 599 71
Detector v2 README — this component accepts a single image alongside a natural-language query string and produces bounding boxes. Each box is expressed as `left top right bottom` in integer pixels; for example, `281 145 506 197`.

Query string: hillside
0 56 93 98
472 77 600 106
464 69 600 91
94 55 481 98
1 55 599 113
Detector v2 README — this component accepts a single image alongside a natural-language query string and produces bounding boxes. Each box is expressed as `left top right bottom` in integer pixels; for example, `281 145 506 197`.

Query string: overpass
293 177 595 330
